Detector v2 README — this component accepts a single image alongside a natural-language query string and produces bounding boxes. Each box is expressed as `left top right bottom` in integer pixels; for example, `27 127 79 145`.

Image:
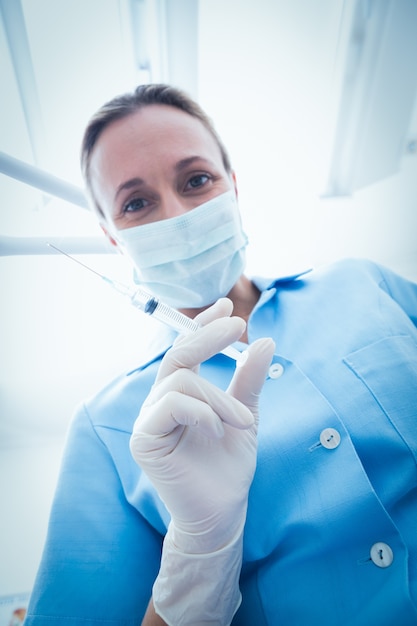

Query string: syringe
47 244 247 365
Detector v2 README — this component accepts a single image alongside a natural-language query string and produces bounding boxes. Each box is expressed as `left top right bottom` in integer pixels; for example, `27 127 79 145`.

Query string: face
89 104 236 240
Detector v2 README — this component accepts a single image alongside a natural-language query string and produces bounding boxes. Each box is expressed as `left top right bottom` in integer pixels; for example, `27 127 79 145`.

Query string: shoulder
308 257 384 282
307 258 417 295
258 259 385 299
81 352 165 433
78 324 177 433
257 258 384 291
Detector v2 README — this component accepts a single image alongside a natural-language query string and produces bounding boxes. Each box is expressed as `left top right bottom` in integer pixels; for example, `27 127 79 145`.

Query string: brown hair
80 83 232 217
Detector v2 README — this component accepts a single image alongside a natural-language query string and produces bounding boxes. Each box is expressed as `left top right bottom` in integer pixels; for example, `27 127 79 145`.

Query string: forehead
90 104 223 175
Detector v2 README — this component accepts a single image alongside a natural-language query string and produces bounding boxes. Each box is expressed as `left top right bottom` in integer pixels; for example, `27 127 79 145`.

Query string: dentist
26 84 417 626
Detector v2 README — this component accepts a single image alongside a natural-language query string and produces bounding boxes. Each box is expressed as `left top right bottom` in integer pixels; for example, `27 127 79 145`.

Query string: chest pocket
343 335 417 463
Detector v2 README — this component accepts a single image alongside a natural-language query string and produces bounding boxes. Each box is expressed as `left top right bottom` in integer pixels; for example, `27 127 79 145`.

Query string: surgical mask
115 190 248 309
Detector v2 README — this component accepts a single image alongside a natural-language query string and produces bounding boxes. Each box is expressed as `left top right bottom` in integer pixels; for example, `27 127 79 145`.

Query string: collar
251 267 312 292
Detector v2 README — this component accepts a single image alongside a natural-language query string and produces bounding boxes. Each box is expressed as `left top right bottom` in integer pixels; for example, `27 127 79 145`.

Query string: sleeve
25 404 163 626
374 262 417 327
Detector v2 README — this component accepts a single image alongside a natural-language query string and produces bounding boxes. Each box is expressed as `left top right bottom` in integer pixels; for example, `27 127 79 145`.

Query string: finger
132 391 225 451
142 368 254 433
155 316 246 382
194 297 234 326
167 299 237 377
228 337 276 413
169 297 235 358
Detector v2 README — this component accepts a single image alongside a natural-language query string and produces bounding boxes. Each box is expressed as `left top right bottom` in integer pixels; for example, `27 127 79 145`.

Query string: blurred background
1 0 416 615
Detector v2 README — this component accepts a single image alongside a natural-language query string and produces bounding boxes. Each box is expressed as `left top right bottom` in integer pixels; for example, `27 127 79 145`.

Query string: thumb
227 337 275 414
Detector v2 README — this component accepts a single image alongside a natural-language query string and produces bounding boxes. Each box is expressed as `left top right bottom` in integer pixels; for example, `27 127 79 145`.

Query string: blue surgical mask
115 190 248 309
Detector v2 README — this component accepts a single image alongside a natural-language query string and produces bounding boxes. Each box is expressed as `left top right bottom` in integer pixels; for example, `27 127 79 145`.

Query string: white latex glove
130 298 275 625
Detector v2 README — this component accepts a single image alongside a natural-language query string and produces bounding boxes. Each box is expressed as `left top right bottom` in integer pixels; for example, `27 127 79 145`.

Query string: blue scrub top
26 259 417 625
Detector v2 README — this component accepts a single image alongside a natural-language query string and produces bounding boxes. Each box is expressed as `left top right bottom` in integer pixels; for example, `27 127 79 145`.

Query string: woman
26 84 417 625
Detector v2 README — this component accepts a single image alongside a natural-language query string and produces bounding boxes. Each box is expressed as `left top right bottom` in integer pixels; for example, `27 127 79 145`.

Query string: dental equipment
47 244 247 365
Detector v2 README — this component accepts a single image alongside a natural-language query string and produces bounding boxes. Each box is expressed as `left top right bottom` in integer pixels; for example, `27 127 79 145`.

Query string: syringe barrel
130 288 199 334
152 300 200 334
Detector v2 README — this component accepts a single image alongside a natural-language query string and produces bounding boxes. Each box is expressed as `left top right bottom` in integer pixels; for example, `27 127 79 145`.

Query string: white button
319 428 341 449
370 542 394 568
268 363 284 379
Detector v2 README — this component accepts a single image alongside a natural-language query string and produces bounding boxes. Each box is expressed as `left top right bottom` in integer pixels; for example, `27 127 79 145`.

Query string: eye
123 197 148 213
186 173 211 190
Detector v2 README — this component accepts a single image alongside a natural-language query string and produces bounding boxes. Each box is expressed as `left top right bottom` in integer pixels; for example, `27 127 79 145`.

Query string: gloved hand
130 298 275 625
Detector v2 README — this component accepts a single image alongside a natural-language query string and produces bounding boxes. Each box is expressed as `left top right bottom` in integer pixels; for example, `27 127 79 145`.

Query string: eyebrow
114 177 145 202
114 156 216 203
175 155 216 172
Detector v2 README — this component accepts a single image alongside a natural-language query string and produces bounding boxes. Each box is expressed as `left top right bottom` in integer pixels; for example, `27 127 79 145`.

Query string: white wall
0 442 64 596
